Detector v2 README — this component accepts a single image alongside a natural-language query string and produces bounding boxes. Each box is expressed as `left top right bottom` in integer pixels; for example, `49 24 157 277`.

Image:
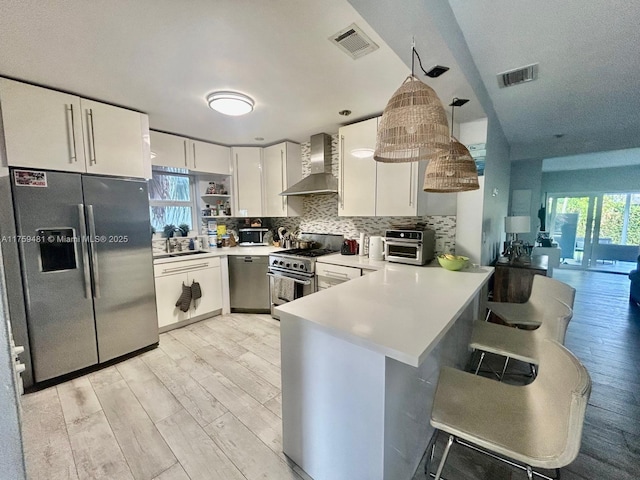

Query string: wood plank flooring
21 313 303 480
21 270 640 479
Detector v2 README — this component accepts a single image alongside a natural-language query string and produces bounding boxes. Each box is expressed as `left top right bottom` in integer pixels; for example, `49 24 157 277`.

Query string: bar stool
486 275 575 328
428 339 591 480
471 298 573 380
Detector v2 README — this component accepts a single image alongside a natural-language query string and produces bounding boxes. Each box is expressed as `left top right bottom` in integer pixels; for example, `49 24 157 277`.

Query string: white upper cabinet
0 78 149 178
150 131 189 169
338 118 378 217
376 161 419 217
263 142 303 217
150 131 230 175
191 140 231 174
81 99 148 178
339 116 456 217
0 78 86 172
232 146 263 217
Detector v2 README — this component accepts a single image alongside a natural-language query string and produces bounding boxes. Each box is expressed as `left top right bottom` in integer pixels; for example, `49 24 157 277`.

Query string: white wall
542 164 640 194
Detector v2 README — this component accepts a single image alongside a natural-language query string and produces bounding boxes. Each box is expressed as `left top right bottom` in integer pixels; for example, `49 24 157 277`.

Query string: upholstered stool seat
487 275 575 328
429 339 591 480
471 298 573 379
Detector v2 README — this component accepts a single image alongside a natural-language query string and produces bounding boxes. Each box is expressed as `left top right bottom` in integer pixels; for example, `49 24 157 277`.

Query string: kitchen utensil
368 236 385 261
341 240 356 255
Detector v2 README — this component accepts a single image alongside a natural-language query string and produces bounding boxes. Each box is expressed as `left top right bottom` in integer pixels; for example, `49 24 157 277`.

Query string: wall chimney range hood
280 133 338 196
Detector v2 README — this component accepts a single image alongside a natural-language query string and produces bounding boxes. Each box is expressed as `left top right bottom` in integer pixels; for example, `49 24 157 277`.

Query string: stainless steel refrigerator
11 169 158 383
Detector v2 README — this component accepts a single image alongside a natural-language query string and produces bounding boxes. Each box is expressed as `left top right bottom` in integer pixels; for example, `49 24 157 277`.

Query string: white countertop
316 252 388 271
153 245 282 264
276 263 493 367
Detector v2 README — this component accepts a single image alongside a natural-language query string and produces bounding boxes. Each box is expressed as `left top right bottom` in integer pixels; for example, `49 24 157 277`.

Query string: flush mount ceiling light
423 98 479 193
207 91 254 116
374 45 450 163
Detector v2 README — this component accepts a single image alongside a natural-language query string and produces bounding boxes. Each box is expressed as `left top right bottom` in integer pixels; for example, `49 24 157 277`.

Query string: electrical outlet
436 238 445 251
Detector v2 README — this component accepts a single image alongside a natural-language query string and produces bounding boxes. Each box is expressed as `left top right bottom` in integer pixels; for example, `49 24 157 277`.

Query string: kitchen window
148 169 196 232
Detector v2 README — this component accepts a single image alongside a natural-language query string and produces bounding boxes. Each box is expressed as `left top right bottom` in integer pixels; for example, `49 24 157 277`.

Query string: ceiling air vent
330 23 379 60
497 63 539 88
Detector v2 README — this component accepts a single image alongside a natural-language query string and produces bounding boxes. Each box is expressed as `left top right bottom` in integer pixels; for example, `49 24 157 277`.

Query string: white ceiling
447 0 640 161
0 0 483 147
2 0 638 166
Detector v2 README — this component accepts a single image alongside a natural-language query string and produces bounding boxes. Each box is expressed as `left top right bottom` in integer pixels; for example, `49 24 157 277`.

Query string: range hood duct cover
280 133 338 196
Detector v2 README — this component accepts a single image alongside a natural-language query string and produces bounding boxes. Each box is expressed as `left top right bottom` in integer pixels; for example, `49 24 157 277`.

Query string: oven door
267 269 316 319
385 240 422 265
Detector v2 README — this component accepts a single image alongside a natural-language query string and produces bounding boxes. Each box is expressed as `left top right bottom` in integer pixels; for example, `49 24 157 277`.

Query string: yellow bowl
437 255 469 271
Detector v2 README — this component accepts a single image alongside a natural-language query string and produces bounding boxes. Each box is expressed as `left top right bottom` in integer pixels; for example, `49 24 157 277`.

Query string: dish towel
274 276 295 302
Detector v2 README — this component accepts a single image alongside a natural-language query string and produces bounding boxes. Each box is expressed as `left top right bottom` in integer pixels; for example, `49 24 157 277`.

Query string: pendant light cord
450 101 455 137
411 47 430 77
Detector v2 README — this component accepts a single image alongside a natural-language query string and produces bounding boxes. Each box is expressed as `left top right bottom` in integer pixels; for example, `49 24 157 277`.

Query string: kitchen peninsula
276 264 493 480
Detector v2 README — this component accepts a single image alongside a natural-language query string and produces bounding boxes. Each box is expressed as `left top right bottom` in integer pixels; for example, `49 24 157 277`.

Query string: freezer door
82 176 158 362
11 169 98 382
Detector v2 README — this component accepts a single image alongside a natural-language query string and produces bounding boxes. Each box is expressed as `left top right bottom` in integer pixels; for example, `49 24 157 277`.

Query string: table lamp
504 216 531 262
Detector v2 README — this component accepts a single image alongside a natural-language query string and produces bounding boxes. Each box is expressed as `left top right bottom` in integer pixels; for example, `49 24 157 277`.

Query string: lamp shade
423 137 479 192
505 216 531 234
374 75 450 163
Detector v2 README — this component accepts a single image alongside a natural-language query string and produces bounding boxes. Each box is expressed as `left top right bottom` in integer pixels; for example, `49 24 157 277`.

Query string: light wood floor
21 313 311 480
22 270 640 479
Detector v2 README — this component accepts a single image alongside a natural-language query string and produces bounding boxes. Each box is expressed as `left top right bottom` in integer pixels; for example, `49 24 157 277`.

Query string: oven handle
267 272 312 286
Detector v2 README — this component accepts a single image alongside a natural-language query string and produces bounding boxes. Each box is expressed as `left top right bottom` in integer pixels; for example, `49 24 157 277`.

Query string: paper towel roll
359 232 365 256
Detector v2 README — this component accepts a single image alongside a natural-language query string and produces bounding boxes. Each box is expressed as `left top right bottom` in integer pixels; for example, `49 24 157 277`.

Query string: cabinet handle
66 104 78 163
87 108 97 165
281 149 285 212
161 263 210 274
321 270 349 279
183 140 188 167
193 142 197 169
235 153 240 211
340 135 344 209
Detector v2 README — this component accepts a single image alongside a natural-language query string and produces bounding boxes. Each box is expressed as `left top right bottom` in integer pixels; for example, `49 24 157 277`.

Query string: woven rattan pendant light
423 99 479 192
374 48 450 163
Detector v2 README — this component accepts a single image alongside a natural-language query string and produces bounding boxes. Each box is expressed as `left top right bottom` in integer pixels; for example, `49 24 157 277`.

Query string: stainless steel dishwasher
229 255 271 313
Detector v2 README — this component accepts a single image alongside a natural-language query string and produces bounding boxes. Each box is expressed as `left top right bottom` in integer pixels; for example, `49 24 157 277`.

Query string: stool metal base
426 430 561 480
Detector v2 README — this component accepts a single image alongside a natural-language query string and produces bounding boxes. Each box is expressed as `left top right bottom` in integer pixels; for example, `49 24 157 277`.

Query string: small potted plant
163 224 177 238
178 224 190 237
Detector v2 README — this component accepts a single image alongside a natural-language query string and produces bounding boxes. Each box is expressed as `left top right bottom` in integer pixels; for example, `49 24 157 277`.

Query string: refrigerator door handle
77 204 92 298
86 204 101 298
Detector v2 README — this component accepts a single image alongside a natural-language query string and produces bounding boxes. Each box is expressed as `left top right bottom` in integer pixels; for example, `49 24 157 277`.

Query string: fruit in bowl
437 254 469 271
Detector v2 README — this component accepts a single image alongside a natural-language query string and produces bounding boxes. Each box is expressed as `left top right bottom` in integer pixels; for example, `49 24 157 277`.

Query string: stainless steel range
268 234 343 319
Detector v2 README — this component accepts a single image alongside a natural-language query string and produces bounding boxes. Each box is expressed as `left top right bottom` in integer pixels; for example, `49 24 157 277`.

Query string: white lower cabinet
153 257 223 331
316 263 361 290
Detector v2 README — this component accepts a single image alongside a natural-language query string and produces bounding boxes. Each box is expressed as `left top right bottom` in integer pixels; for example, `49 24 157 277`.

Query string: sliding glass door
548 192 640 272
